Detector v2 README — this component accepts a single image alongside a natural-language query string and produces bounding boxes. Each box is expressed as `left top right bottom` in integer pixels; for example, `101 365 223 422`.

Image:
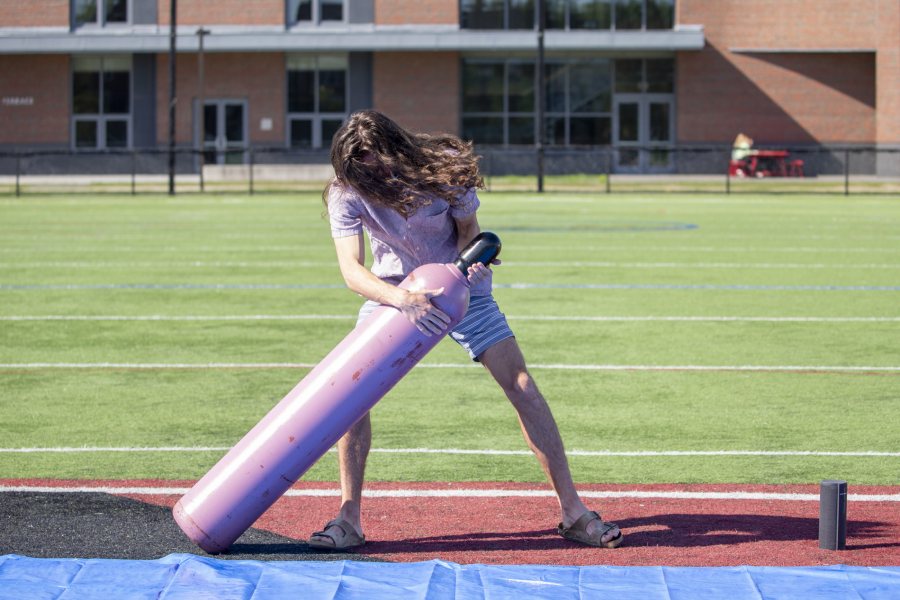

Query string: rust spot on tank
289 436 295 443
352 369 362 381
391 342 426 369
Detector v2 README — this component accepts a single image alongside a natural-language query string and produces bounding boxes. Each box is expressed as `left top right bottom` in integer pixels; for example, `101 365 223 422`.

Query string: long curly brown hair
324 110 484 217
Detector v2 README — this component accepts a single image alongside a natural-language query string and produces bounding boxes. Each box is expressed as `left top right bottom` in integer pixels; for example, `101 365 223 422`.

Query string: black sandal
558 510 623 548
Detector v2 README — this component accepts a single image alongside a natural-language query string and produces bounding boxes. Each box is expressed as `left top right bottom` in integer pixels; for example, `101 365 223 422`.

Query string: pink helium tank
173 232 501 553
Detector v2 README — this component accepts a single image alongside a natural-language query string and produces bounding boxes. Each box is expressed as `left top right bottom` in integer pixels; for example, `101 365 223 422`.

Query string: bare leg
338 413 370 530
479 337 620 544
309 413 369 546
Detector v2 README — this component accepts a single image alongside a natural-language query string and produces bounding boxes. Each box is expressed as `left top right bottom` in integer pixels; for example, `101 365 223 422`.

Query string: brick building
0 0 897 174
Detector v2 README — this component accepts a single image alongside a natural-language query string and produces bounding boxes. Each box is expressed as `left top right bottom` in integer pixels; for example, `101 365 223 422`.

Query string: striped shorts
356 294 515 361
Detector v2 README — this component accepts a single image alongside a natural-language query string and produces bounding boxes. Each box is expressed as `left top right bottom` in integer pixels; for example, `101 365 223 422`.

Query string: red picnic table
729 150 804 178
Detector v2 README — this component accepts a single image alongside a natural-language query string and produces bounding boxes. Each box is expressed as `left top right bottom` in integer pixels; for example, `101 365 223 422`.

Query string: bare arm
333 234 451 336
454 212 481 253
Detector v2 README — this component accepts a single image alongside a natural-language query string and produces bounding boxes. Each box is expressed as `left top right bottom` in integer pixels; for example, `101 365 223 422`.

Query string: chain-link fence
1 145 898 196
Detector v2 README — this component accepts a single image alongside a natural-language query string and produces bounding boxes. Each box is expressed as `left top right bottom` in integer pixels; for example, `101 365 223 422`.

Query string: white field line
1 362 897 372
0 484 897 502
2 447 898 458
2 315 899 323
4 260 900 269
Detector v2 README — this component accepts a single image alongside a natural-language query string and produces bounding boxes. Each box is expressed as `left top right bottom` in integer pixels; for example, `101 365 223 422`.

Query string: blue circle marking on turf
2 283 900 291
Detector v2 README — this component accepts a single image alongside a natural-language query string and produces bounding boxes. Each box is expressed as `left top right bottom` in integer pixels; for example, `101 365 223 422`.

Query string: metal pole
726 147 731 195
196 27 209 193
168 0 178 196
131 150 136 196
605 149 611 193
844 148 850 196
249 147 255 195
15 154 21 197
536 0 545 193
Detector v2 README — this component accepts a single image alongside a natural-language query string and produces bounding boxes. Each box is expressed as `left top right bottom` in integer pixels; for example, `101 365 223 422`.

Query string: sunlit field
1 191 897 485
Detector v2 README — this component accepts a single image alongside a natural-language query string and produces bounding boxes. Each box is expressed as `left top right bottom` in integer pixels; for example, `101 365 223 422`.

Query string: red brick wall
677 0 880 144
677 0 878 50
155 53 285 144
876 0 900 143
677 51 876 144
0 55 70 145
157 0 283 26
375 0 458 25
373 52 460 135
0 0 69 27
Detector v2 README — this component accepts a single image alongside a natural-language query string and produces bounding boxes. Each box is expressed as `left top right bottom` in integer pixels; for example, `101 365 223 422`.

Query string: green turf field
0 191 897 484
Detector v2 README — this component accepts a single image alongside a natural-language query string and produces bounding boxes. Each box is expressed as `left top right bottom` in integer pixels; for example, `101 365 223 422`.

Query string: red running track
6 480 899 567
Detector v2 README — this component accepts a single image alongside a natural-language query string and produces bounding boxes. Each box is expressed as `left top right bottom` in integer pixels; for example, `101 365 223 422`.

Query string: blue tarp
1 554 898 600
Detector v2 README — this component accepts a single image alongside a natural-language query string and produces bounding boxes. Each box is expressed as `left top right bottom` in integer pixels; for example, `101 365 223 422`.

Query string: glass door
614 94 674 173
200 100 247 165
646 95 674 173
614 95 642 173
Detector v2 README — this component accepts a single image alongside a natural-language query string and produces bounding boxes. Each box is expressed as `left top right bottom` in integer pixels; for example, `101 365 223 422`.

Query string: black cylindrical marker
818 479 848 550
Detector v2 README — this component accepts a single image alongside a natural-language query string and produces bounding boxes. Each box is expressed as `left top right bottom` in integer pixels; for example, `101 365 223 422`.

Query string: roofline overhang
0 24 705 54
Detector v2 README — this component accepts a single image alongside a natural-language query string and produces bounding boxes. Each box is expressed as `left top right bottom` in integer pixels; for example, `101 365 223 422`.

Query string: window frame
286 0 346 27
70 56 133 151
461 0 534 30
285 54 349 149
72 0 132 28
461 57 613 147
459 0 674 31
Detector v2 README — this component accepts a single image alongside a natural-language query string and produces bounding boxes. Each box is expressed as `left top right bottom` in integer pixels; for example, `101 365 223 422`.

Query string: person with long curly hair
311 109 623 551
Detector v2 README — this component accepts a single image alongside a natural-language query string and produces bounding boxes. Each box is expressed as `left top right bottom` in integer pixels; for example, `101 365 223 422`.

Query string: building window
288 0 344 25
615 58 674 93
72 56 131 149
546 60 612 145
613 0 674 29
547 0 612 29
462 58 612 146
644 0 674 29
461 0 673 30
73 0 129 27
461 0 534 29
287 54 347 148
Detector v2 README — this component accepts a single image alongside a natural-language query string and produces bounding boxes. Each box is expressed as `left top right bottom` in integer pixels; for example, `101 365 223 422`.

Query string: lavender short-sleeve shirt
327 184 491 296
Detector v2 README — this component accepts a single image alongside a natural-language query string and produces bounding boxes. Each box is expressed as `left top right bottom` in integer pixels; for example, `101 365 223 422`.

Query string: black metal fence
1 145 898 196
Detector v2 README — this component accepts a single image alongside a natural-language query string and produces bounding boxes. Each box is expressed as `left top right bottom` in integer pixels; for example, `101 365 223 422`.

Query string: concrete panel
133 0 158 25
348 0 375 25
349 52 373 112
132 53 157 148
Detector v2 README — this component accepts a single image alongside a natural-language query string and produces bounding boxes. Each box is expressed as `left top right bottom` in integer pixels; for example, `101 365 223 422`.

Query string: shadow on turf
357 514 892 555
615 514 889 549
